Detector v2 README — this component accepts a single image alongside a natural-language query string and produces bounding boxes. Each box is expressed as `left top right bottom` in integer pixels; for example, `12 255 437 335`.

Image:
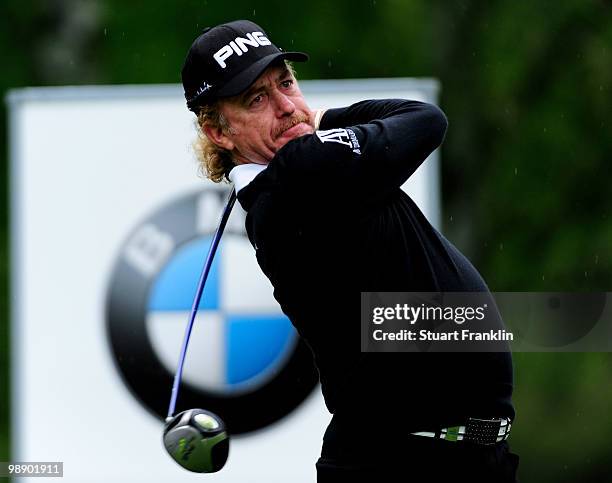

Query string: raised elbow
426 103 449 148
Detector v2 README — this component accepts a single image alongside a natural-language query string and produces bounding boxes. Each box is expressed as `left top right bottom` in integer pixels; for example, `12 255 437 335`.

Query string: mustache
273 113 310 139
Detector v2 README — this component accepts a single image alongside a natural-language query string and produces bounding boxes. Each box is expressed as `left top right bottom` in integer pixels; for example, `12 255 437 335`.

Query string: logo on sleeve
315 128 361 155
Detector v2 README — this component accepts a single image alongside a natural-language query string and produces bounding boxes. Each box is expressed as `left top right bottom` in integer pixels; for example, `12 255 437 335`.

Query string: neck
232 150 270 166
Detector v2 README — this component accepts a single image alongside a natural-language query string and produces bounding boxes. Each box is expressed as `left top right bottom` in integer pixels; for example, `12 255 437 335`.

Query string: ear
203 124 235 151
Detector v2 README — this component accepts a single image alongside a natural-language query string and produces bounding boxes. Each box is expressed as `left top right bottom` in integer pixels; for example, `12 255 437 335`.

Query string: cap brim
215 51 308 99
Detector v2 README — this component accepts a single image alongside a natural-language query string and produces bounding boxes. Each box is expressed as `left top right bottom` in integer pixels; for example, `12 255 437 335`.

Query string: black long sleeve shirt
235 99 515 434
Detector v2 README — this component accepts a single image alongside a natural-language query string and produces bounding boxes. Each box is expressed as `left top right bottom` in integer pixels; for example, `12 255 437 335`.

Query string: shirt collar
228 163 267 193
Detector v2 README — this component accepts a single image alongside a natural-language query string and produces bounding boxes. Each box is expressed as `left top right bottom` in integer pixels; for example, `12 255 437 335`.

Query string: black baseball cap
181 20 308 113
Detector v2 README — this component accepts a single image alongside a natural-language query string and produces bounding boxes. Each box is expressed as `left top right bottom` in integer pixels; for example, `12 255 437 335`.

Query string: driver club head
163 408 230 473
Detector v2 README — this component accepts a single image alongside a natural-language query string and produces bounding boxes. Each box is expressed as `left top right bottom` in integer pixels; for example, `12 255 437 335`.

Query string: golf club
163 188 236 473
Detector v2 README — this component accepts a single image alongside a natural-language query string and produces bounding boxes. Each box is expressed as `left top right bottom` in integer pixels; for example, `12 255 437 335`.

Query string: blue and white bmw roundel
146 234 297 395
106 188 318 434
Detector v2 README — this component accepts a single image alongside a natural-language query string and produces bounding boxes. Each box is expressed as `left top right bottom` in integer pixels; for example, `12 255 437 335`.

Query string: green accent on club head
194 413 220 430
175 436 197 460
169 430 228 473
196 432 228 472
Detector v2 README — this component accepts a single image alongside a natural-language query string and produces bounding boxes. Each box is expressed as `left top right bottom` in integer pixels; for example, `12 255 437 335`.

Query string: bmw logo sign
106 188 318 434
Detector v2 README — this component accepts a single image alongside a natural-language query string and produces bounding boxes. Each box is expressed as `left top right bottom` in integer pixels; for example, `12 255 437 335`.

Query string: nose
271 89 295 117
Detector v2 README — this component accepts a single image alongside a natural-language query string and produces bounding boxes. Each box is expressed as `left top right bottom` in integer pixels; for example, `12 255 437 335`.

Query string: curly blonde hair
193 104 235 183
193 60 296 183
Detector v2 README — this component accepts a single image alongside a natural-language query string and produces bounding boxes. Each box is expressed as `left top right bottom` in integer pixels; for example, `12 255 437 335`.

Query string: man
181 20 519 482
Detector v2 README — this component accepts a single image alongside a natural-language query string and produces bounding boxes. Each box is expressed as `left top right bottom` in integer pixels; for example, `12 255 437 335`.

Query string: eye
250 94 264 106
280 79 293 89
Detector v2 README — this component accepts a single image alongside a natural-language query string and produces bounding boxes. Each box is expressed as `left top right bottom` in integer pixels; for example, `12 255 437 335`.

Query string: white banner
7 78 440 482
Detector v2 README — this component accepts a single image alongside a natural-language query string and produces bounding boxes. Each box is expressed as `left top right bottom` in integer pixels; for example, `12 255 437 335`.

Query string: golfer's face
219 64 314 164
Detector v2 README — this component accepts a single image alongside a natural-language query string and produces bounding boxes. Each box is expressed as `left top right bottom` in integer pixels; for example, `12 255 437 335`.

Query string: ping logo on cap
213 31 272 68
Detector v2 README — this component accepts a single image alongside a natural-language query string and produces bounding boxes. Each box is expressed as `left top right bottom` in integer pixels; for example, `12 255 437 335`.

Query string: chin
275 138 291 150
282 127 313 144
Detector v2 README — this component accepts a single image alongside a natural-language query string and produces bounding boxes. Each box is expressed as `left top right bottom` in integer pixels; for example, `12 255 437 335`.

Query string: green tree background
1 1 611 481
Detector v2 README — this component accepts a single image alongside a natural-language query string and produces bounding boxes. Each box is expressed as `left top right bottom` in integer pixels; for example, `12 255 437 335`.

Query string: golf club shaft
167 188 237 419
